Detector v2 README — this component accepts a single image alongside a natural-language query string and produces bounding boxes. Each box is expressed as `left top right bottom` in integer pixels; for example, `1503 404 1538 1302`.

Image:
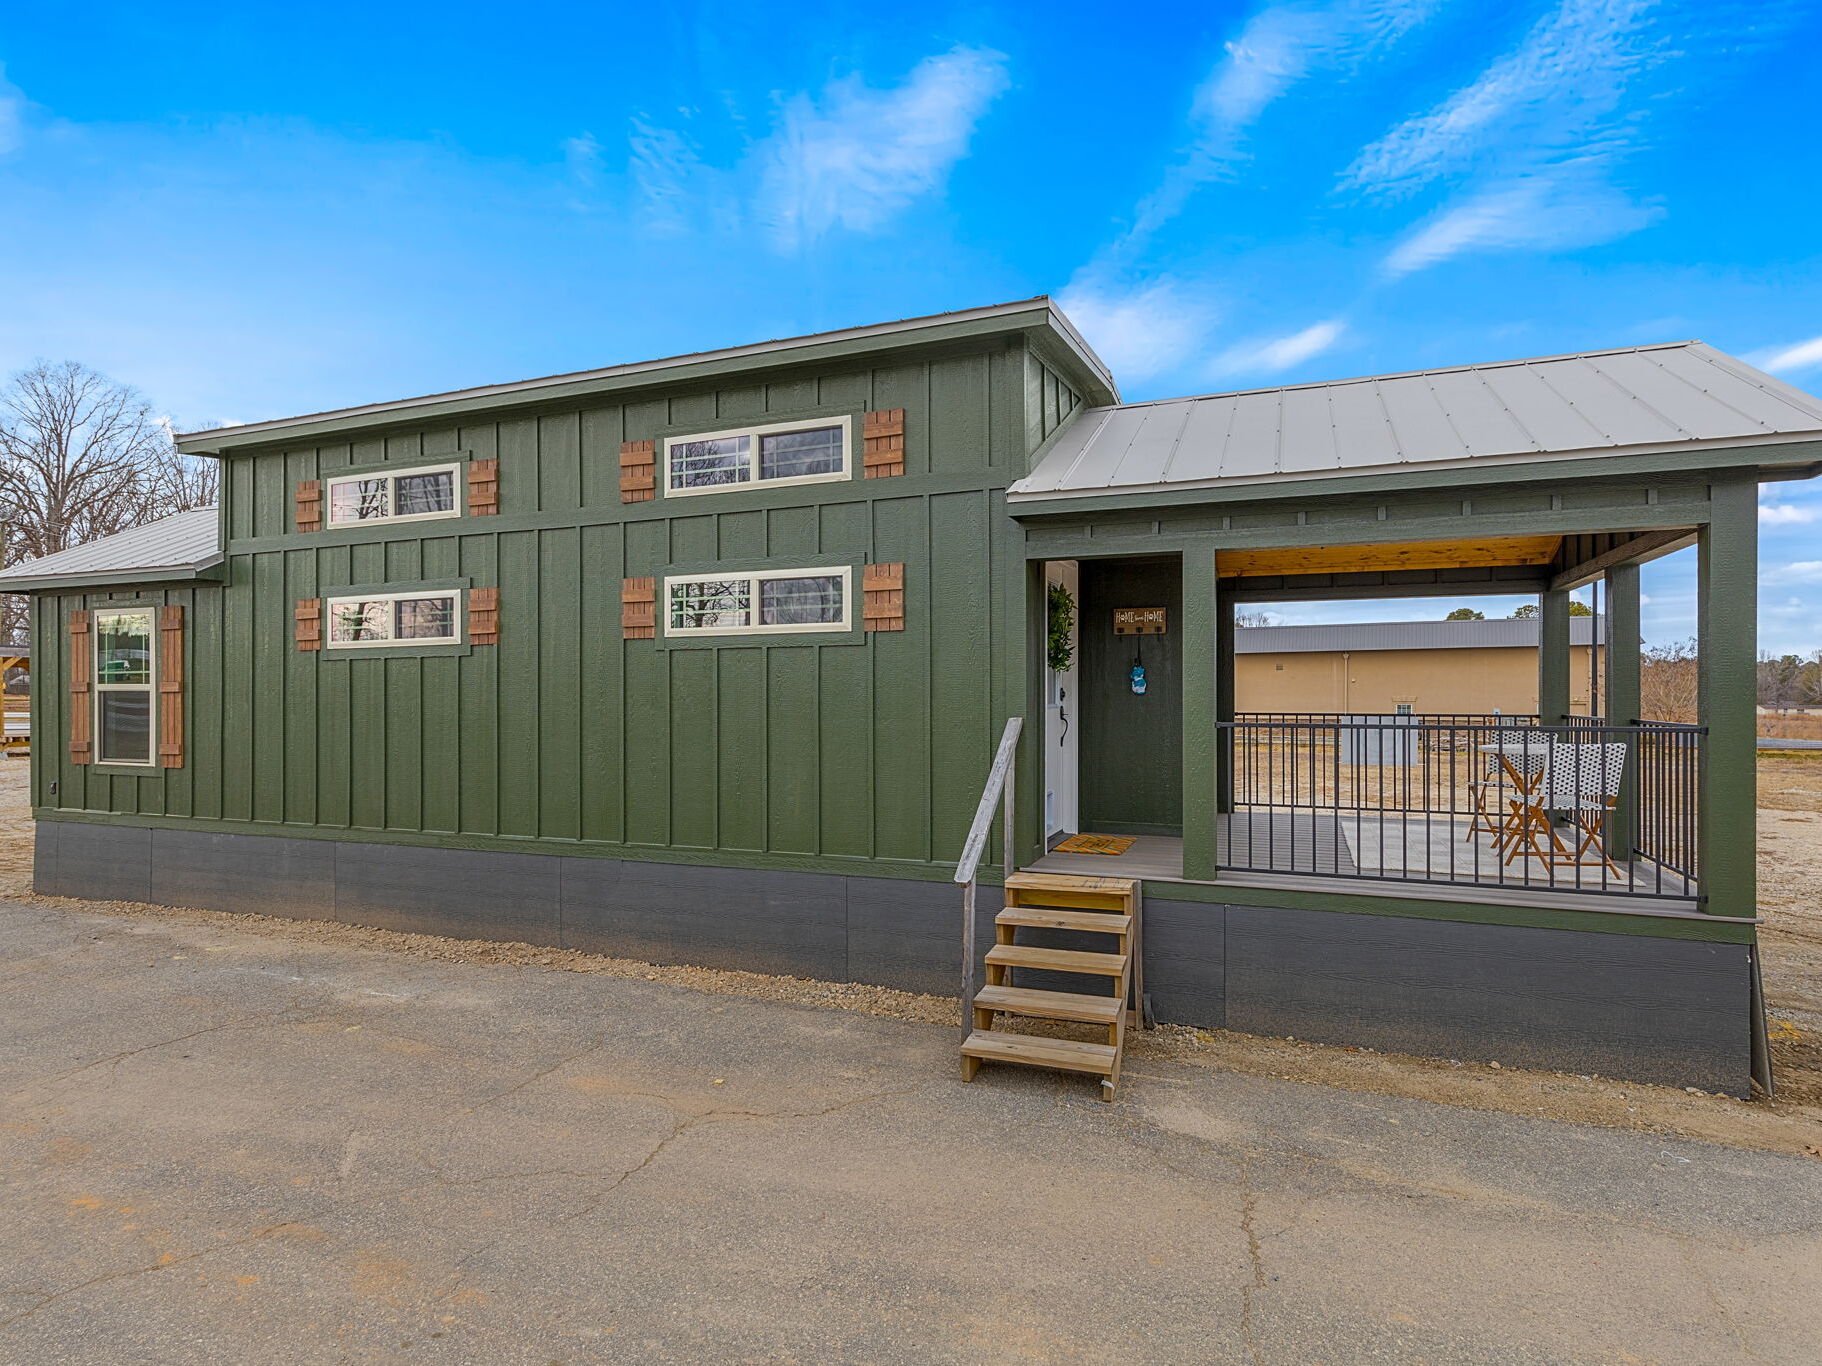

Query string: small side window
663 418 850 497
325 464 461 526
664 568 850 637
326 591 462 647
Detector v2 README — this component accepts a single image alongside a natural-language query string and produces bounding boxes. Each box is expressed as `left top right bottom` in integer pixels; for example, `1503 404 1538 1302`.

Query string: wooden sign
1113 607 1167 636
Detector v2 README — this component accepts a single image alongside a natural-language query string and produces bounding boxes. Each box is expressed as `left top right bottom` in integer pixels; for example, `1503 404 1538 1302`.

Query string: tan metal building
1236 617 1606 715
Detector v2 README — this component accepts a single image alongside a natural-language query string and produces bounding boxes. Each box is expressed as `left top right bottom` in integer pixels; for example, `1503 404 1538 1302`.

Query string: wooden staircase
961 872 1140 1102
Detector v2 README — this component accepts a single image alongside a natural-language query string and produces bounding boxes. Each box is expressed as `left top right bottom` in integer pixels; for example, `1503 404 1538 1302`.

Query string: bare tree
0 360 218 640
1640 638 1699 723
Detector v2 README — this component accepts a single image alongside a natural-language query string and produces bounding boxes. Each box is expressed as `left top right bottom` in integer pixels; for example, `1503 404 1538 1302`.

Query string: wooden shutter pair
621 569 901 638
294 460 498 528
618 410 906 503
67 606 185 767
293 592 500 649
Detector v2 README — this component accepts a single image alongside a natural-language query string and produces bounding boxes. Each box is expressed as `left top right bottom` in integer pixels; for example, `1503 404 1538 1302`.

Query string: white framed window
326 591 463 648
664 567 851 637
94 607 156 766
326 462 462 526
662 417 850 497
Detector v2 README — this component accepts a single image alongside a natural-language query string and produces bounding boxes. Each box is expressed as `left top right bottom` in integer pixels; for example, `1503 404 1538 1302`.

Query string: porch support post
1538 588 1572 722
1697 478 1758 919
1605 561 1642 857
1182 546 1221 880
1216 592 1236 814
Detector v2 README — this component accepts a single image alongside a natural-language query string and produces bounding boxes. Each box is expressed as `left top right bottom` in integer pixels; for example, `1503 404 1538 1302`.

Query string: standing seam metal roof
1009 341 1822 499
0 507 221 586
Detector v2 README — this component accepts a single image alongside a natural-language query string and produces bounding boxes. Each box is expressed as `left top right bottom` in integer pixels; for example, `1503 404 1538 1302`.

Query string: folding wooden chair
1503 742 1629 877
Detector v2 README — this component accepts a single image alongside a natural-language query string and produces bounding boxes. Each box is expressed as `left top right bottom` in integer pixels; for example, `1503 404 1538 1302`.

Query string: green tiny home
9 298 1820 1096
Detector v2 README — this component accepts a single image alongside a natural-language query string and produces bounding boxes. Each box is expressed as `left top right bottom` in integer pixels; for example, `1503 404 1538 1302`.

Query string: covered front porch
1022 525 1730 916
1003 344 1814 931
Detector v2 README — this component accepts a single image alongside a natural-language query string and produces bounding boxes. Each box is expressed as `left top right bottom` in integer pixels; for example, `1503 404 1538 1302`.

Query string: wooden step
985 944 1129 978
961 1030 1118 1076
1005 872 1138 897
972 983 1124 1025
1003 870 1138 913
996 906 1131 934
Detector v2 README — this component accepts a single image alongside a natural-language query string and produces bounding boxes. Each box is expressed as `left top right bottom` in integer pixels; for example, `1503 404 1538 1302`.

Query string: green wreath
1047 583 1076 673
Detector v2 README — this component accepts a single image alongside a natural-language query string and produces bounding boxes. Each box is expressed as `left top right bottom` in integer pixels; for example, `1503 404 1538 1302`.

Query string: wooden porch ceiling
1217 534 1562 579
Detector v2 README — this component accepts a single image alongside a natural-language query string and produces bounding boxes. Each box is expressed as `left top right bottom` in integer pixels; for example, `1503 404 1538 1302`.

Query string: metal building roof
1236 617 1603 655
0 507 222 590
176 297 1117 455
1011 341 1822 501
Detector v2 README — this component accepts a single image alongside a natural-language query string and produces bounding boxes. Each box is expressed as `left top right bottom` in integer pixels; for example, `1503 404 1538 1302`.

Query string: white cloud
1124 0 1440 247
1748 334 1822 375
1383 170 1660 276
757 46 1009 251
1056 277 1220 383
1211 319 1346 376
1766 561 1822 585
0 66 28 156
1761 502 1817 526
1354 0 1674 276
627 116 724 237
1345 0 1659 198
564 131 603 186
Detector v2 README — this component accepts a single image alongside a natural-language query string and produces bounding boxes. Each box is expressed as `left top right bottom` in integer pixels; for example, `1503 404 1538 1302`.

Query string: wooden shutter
468 587 500 645
620 440 656 503
622 577 656 639
862 563 905 632
466 459 500 516
862 409 906 479
295 598 323 651
295 479 323 532
157 605 184 769
68 609 92 764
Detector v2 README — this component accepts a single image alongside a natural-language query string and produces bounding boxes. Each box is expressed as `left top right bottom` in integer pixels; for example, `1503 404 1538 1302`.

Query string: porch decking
1030 810 1697 908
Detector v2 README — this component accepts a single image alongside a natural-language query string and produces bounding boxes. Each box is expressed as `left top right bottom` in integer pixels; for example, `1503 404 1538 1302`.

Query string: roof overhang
1006 438 1822 520
177 298 1119 456
0 555 227 593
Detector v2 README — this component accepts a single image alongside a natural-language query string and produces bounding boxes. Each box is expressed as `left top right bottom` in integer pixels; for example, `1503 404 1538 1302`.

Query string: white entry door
1043 561 1080 842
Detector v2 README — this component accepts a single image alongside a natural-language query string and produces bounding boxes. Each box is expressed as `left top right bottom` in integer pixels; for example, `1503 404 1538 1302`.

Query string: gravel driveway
4 897 1819 1365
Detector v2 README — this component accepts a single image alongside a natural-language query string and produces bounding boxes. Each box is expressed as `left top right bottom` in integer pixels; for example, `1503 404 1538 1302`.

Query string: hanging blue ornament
1129 662 1147 695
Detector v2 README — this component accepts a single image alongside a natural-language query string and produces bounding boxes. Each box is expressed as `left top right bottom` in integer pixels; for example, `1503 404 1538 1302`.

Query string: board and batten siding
35 345 1050 879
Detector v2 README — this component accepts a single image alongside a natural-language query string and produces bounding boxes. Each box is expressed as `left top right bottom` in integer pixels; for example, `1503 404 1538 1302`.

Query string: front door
1043 561 1080 843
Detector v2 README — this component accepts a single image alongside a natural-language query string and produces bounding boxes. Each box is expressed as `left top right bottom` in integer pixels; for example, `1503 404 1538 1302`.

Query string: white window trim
325 461 464 527
324 590 465 649
94 606 157 767
663 567 852 638
661 416 851 499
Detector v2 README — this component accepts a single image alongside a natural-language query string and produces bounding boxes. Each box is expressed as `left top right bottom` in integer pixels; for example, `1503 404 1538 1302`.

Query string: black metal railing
1217 716 1702 901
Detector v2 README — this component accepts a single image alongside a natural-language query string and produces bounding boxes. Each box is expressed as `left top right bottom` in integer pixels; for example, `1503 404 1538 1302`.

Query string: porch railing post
1605 562 1642 858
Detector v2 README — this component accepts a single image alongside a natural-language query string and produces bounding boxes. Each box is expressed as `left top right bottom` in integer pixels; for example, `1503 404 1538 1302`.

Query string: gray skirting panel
35 819 1752 1094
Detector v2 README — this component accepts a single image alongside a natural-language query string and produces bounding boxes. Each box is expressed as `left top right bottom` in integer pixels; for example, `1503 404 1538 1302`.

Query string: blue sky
2 0 1819 650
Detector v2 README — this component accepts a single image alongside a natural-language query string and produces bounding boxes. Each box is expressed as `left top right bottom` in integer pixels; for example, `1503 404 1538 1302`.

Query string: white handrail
954 717 1022 1029
955 717 1023 886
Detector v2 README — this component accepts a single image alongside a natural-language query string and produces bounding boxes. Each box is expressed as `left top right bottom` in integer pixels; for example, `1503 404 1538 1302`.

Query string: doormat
1052 833 1137 856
